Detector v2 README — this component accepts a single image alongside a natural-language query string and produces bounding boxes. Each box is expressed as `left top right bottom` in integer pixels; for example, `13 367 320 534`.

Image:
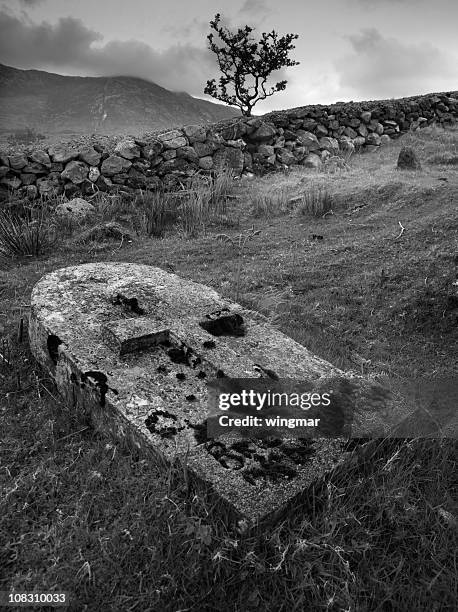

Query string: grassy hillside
0 125 457 611
0 63 239 139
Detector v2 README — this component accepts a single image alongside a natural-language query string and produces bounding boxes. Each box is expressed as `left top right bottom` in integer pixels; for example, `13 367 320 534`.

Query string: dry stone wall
1 91 457 201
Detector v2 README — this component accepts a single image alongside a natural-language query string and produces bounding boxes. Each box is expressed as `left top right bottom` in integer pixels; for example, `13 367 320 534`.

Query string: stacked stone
0 91 456 200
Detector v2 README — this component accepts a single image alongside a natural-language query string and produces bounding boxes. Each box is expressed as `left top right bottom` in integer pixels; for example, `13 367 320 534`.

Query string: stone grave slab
29 262 419 528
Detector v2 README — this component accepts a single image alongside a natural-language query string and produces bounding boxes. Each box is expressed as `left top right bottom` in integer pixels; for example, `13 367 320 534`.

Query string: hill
0 63 240 137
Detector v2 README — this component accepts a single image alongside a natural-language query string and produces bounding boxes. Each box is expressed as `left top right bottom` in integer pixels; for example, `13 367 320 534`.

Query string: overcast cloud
335 28 457 99
0 0 456 111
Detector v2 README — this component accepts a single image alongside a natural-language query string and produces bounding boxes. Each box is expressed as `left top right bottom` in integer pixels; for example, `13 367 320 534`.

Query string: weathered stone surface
315 124 328 137
30 263 422 528
176 146 199 163
8 154 27 170
339 138 355 155
360 111 372 123
158 158 190 173
143 140 164 159
319 137 339 154
302 153 322 169
0 166 10 178
380 134 391 145
212 146 244 175
276 148 296 166
197 156 213 170
357 124 368 138
250 122 276 142
218 121 247 140
61 161 88 184
30 150 51 167
56 197 95 220
162 149 177 161
0 153 9 167
353 136 367 149
48 144 79 163
79 148 102 166
101 155 132 175
343 126 358 139
397 147 421 170
22 162 46 174
297 131 320 150
95 175 113 192
114 139 141 160
157 130 187 149
37 177 59 195
258 144 275 157
88 166 100 182
182 125 207 143
366 133 381 146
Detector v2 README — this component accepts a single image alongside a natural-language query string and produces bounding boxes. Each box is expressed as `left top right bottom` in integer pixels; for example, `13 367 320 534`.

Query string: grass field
1 125 457 611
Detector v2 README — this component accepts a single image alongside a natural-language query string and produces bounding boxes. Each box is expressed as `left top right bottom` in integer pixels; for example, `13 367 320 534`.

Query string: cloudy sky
0 0 457 113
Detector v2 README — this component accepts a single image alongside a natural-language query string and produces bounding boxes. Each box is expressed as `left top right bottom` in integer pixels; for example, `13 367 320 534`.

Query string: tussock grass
0 202 57 257
132 190 177 238
295 184 333 217
250 185 292 217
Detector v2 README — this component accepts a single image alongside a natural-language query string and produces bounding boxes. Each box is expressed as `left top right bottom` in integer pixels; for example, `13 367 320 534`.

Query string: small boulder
360 111 372 123
156 129 187 149
182 125 207 143
343 126 358 139
276 148 296 166
319 137 339 154
397 147 421 170
213 146 244 175
297 131 320 150
258 144 275 157
8 154 27 170
250 122 276 142
88 166 100 182
61 161 88 184
56 197 95 220
79 147 102 166
48 144 79 163
101 155 132 175
198 156 213 170
366 133 381 146
302 153 322 169
30 150 51 167
114 139 141 160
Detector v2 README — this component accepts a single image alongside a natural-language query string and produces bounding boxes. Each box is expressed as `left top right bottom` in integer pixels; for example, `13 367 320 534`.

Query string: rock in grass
397 147 421 170
56 197 95 220
75 221 134 244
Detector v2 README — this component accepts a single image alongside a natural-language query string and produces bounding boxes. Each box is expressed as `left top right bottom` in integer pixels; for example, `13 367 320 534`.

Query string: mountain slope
0 63 240 136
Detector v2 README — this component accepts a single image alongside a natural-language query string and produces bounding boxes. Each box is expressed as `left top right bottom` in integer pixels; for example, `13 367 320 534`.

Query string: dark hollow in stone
167 345 194 365
176 372 186 381
196 371 206 379
81 370 118 407
203 340 216 349
112 293 145 315
47 334 62 365
199 312 245 337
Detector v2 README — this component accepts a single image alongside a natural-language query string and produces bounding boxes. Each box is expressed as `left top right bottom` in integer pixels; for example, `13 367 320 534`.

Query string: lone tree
204 13 299 116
